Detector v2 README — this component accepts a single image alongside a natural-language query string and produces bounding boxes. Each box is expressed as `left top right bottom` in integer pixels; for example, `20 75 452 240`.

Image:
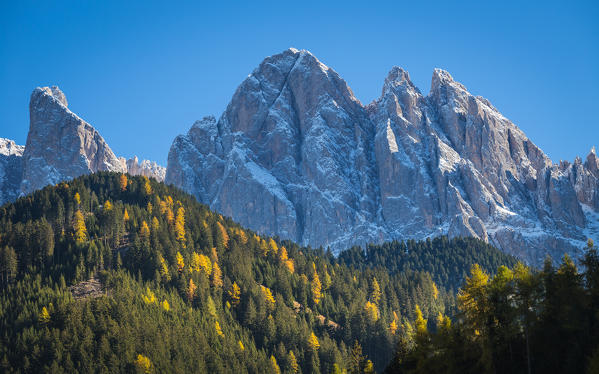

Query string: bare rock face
166 49 599 265
0 138 24 205
124 156 166 181
11 86 166 197
21 86 127 194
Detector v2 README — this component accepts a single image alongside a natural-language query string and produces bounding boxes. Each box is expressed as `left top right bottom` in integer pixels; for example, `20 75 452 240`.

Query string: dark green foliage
386 242 599 374
0 172 518 373
339 237 519 293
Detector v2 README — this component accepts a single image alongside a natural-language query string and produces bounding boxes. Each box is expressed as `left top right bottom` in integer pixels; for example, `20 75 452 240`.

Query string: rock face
124 156 166 181
0 86 165 202
21 86 127 194
0 138 24 205
167 48 599 265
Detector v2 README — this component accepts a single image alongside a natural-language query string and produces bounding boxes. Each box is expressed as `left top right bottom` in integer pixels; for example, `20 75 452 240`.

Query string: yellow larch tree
187 278 197 302
190 252 201 273
134 354 152 374
104 200 113 211
261 285 276 308
161 299 170 311
39 306 51 324
140 221 150 240
158 254 170 282
119 174 128 191
279 246 288 261
142 287 157 304
73 210 87 243
143 177 152 195
74 192 81 205
370 277 381 305
147 201 153 214
123 208 129 222
215 320 224 337
389 319 398 335
216 221 229 249
175 206 186 247
288 351 299 373
151 217 160 232
228 282 241 306
414 304 427 334
176 251 184 273
311 263 322 305
212 261 223 288
267 238 278 255
270 355 281 374
308 332 320 351
364 301 379 322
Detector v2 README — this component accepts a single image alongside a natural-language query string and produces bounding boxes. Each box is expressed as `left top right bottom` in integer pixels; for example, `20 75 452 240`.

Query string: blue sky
1 0 597 165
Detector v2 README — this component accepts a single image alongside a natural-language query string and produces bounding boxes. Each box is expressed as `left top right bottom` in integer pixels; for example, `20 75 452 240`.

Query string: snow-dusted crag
21 86 127 194
124 156 166 182
0 86 165 203
167 48 599 265
0 138 24 205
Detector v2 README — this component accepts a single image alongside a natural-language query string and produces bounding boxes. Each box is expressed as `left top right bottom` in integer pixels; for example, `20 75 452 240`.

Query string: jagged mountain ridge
166 48 599 265
0 86 166 205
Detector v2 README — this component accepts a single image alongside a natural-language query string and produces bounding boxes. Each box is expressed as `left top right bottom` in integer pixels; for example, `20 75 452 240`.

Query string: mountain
0 138 24 205
0 86 165 205
166 48 599 265
0 172 519 372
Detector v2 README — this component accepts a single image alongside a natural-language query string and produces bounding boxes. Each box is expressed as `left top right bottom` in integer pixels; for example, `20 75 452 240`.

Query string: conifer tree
73 210 87 244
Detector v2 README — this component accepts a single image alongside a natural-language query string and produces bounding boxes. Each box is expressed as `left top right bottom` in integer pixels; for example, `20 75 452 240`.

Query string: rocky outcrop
0 138 24 205
21 86 127 194
0 86 166 200
124 156 166 181
167 48 599 265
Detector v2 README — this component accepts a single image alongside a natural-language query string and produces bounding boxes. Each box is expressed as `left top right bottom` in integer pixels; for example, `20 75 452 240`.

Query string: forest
0 172 595 373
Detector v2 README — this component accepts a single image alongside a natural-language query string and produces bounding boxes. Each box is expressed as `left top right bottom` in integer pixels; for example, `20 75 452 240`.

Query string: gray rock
170 49 598 265
21 86 127 194
0 138 24 205
124 156 166 181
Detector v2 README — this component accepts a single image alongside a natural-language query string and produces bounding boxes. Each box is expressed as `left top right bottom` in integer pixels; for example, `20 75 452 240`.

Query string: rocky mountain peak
586 146 599 176
0 138 24 156
162 49 598 265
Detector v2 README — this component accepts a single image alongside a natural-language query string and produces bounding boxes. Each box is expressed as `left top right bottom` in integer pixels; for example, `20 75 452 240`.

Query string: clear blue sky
1 0 597 166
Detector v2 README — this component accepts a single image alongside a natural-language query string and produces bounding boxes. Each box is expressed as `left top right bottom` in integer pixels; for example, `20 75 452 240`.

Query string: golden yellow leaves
134 354 152 373
308 332 320 351
261 285 276 308
73 210 87 243
119 174 128 191
364 301 379 322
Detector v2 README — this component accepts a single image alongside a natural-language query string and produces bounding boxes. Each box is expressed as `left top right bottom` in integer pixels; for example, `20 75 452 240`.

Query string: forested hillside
0 173 518 373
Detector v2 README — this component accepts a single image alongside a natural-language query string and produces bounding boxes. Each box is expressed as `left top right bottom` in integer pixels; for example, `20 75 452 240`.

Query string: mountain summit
166 48 598 264
0 86 166 205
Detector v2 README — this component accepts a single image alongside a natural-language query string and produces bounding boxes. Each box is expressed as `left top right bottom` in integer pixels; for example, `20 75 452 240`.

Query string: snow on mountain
0 86 165 202
167 48 599 265
0 138 24 205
